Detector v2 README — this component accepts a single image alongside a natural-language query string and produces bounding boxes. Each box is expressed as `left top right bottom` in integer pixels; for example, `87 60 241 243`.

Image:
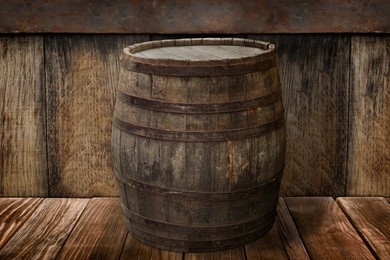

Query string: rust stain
227 141 233 190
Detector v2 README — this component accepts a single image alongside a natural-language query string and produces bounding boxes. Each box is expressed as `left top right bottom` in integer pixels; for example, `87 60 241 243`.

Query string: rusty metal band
112 116 285 142
115 168 283 201
121 58 276 76
125 217 274 252
117 90 282 114
122 205 276 235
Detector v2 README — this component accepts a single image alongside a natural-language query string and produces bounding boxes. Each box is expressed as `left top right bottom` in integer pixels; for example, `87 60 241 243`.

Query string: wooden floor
0 197 388 259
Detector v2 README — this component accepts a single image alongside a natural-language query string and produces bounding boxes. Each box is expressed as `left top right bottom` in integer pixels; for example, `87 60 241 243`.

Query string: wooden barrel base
124 214 276 252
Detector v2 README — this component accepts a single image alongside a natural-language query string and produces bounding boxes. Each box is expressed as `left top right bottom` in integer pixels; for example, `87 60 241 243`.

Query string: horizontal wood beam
0 0 389 34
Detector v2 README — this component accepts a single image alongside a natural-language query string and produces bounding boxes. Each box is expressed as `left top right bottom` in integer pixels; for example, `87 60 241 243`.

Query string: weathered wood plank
245 223 288 259
45 35 149 197
0 36 47 196
0 198 43 249
347 35 390 196
120 235 183 260
0 198 89 259
285 197 375 259
250 35 350 196
56 198 127 260
0 1 389 33
185 247 246 260
276 198 310 260
337 197 390 259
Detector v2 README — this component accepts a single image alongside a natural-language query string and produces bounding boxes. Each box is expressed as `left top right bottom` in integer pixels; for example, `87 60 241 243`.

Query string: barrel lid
120 38 276 76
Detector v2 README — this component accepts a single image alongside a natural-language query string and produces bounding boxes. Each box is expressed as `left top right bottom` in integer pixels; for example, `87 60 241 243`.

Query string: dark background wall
1 1 389 197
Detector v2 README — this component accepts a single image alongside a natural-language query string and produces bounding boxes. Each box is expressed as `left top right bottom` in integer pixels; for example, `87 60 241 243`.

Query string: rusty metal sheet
0 0 389 33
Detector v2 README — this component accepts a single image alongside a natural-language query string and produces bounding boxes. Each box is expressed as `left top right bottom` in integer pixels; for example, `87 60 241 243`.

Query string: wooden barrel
112 38 286 252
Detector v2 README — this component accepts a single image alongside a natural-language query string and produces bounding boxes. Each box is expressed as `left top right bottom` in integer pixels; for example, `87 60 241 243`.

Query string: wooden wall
0 34 389 197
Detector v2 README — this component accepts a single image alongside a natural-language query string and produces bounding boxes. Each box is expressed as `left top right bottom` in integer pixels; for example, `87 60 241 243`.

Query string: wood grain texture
0 197 388 258
0 198 88 260
0 36 47 196
120 235 183 260
0 1 389 33
337 197 390 259
347 36 390 196
0 198 43 249
285 197 375 259
113 39 284 251
1 34 389 198
56 198 127 260
185 247 246 260
276 198 310 260
250 35 350 196
245 223 288 259
45 35 149 197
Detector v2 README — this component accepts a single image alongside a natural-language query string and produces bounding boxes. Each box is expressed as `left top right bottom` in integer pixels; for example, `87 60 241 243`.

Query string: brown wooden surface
275 198 310 259
347 35 390 196
121 235 183 260
0 36 47 197
250 35 349 197
113 39 284 252
56 198 128 260
185 247 246 260
0 197 386 259
245 224 288 259
45 35 149 197
284 197 375 259
337 197 390 259
1 34 390 198
0 1 389 33
0 198 43 249
0 198 89 259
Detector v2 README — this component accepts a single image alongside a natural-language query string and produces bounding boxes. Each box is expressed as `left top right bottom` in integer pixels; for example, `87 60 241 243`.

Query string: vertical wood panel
348 36 390 196
45 35 149 197
1 34 389 197
0 36 47 196
250 35 350 196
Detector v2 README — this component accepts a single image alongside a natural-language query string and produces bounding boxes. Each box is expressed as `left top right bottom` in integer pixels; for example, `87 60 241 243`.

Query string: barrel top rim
121 38 275 67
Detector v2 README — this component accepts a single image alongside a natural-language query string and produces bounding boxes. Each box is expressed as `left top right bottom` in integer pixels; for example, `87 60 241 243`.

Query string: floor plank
120 235 183 260
185 247 246 260
276 198 310 259
1 197 385 259
245 223 288 259
0 198 43 249
56 198 128 260
285 197 375 259
337 197 390 259
0 198 89 260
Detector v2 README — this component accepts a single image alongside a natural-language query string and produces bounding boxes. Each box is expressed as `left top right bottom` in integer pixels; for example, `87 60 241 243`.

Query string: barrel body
112 38 286 252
